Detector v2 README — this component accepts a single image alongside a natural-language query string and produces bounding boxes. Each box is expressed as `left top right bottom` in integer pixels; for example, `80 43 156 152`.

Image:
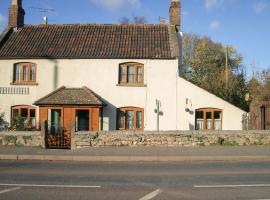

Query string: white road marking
139 189 162 200
0 183 101 188
194 184 270 188
0 187 21 194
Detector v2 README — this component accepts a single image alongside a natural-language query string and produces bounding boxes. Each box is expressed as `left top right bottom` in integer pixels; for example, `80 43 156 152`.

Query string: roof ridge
22 23 167 27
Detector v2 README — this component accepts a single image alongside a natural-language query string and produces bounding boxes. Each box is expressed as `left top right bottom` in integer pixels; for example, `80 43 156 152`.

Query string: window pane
137 66 143 83
21 108 28 118
13 109 19 117
15 65 20 81
23 66 28 81
30 118 36 127
30 65 35 81
118 110 125 129
195 111 204 130
214 111 222 130
206 112 212 129
136 111 142 129
128 65 134 83
120 65 126 83
30 109 35 118
126 111 134 129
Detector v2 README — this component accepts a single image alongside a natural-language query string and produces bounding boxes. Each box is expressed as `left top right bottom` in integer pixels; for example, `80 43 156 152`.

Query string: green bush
23 136 32 142
4 135 17 144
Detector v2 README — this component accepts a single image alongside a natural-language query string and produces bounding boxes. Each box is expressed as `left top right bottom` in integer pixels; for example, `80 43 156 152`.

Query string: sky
0 0 269 78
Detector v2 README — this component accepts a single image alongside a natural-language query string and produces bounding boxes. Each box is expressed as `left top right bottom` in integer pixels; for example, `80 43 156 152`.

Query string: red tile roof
34 86 104 106
0 24 173 59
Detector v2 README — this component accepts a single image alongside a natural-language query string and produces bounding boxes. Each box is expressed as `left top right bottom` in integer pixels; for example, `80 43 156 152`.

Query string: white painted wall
0 59 178 131
177 77 246 130
0 59 245 130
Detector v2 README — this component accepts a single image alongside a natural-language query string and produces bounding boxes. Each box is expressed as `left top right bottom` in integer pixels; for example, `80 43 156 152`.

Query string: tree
248 69 270 102
119 16 147 24
182 33 249 111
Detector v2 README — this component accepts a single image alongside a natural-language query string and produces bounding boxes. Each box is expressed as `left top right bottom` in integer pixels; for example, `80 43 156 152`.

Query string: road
0 160 270 200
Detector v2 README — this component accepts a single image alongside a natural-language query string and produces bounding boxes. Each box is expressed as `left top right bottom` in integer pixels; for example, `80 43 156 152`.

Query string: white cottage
0 0 245 134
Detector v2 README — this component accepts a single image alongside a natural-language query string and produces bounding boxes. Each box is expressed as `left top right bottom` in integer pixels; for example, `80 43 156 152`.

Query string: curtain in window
137 66 143 82
15 65 20 81
196 119 204 130
126 111 134 129
128 66 134 83
23 66 27 81
118 111 125 129
120 65 126 83
136 111 142 129
30 65 35 81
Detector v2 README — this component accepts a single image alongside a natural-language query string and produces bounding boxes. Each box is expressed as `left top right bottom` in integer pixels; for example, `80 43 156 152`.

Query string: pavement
0 146 270 162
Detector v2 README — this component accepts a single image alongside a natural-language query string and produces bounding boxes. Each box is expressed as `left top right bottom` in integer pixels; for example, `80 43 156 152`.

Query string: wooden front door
45 109 71 149
261 106 270 130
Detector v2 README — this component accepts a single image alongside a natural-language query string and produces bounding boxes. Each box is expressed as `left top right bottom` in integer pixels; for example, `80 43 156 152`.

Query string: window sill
10 82 39 86
116 84 147 87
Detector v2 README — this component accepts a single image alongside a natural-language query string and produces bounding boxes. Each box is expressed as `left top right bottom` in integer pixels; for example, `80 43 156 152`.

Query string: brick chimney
170 0 180 30
8 0 25 27
169 0 181 58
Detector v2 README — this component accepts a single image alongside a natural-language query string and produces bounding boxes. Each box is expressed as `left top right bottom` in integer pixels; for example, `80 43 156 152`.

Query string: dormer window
119 63 144 86
13 63 37 85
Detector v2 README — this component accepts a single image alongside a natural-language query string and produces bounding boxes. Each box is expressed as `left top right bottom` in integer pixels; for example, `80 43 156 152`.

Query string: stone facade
0 131 41 147
73 131 270 149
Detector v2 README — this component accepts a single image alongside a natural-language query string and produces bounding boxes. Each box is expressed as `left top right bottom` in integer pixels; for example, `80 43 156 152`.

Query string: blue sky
0 0 269 78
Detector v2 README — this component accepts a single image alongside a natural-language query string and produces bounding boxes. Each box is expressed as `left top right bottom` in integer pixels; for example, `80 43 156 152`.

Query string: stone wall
1 130 270 149
0 131 41 147
74 131 270 149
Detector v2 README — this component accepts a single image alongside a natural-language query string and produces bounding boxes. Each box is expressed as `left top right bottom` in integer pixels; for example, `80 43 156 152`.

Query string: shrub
4 135 17 144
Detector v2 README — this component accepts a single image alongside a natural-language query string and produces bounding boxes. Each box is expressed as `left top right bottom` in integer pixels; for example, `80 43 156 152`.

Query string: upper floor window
13 63 37 84
117 107 144 130
195 108 222 130
119 63 144 86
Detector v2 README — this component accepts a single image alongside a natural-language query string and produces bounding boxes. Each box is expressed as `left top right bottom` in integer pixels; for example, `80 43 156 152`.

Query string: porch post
40 120 46 148
70 121 76 150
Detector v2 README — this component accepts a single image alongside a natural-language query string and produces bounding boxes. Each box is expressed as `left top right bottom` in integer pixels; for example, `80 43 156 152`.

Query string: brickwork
170 1 180 27
8 0 25 27
169 0 181 58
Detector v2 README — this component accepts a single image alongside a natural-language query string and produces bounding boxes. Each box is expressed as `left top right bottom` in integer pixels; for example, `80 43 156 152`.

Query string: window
119 63 144 85
117 107 144 130
13 63 37 84
195 108 222 130
11 105 36 129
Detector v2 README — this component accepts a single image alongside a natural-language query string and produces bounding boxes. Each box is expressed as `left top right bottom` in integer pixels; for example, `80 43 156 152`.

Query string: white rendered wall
177 77 246 130
0 59 178 131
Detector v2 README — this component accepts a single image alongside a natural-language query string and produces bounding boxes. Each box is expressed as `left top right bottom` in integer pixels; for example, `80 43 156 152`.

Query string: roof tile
0 24 173 59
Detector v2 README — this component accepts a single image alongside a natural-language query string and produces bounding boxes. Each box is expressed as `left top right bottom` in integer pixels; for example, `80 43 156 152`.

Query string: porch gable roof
34 86 103 106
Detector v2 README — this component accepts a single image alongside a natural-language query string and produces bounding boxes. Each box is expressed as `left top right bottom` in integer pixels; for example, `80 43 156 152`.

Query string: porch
34 86 104 149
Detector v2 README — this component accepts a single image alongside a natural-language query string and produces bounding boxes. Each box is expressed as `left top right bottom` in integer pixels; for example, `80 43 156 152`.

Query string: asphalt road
0 160 270 200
